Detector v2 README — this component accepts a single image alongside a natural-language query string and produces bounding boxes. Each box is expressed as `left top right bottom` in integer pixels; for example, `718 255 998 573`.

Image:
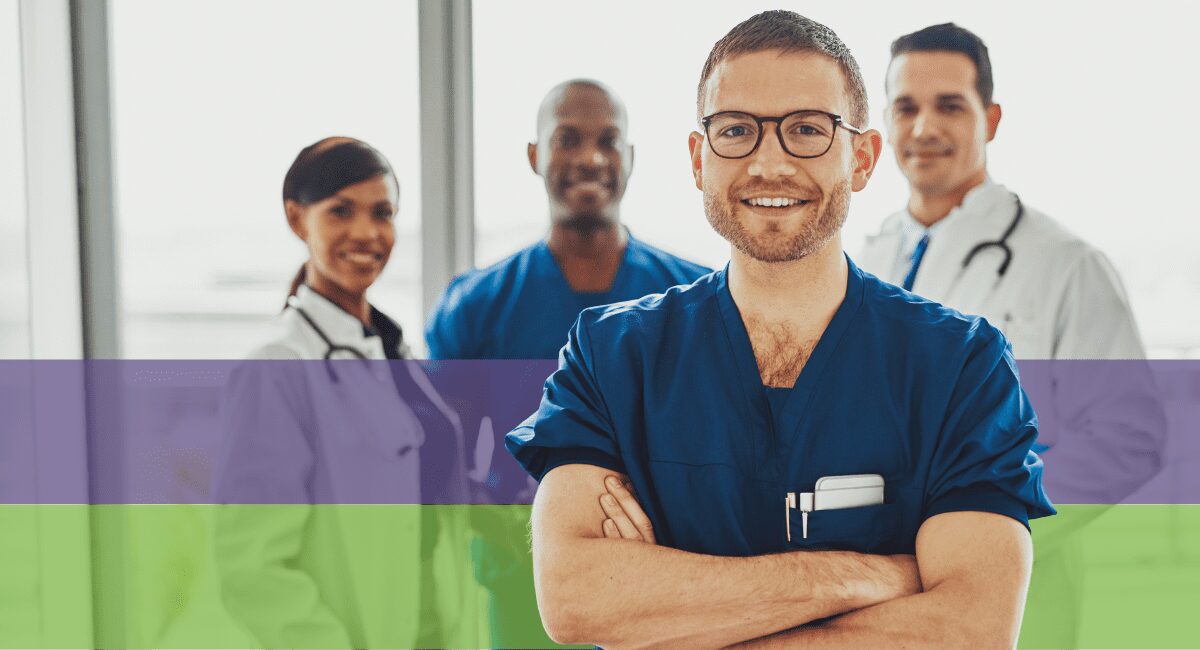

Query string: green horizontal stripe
0 505 1197 648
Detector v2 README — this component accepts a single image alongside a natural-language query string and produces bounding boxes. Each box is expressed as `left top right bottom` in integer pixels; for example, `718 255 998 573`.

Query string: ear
688 131 705 191
527 142 540 175
285 200 308 240
851 129 884 193
627 144 636 176
985 103 1002 142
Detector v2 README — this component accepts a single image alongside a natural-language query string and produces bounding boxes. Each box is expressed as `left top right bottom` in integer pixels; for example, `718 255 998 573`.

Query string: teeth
746 197 803 207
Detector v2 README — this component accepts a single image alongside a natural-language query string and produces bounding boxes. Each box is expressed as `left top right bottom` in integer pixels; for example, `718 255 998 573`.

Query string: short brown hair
697 10 869 127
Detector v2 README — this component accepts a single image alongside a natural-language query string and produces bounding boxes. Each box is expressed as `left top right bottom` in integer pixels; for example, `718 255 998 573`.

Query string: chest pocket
997 308 1044 357
789 503 900 555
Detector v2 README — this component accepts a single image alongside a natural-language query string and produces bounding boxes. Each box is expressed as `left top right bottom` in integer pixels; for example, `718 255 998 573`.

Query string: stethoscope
287 297 370 383
959 192 1024 278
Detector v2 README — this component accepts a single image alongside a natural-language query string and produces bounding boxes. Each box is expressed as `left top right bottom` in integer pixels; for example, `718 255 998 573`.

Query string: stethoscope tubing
289 303 370 362
960 192 1024 278
288 303 371 382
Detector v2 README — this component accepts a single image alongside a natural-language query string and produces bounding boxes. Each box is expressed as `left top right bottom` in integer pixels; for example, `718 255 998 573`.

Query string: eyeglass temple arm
838 119 866 134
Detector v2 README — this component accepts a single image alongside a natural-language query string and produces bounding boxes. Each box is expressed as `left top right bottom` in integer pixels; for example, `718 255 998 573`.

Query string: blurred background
3 0 1198 360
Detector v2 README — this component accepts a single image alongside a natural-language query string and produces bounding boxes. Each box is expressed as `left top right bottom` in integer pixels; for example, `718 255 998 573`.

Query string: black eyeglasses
701 110 864 159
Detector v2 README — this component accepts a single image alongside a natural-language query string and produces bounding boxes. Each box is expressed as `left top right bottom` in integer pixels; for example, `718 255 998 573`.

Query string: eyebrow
892 93 968 104
556 123 621 133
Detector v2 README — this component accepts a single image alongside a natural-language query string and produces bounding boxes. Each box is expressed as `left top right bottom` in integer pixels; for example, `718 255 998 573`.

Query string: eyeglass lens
706 111 837 158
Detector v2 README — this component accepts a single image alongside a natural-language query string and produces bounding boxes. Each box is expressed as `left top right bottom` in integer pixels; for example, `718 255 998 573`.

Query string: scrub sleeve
506 315 625 480
924 331 1056 529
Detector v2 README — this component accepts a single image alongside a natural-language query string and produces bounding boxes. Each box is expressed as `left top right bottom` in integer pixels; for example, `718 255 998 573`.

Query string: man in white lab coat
860 23 1142 359
858 23 1166 646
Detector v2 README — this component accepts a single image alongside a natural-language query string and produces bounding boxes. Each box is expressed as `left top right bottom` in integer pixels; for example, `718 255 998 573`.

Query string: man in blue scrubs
425 79 710 360
507 11 1054 648
425 79 709 647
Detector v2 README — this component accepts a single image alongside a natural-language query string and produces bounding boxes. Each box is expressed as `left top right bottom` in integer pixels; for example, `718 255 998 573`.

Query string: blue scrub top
506 258 1055 557
425 234 711 360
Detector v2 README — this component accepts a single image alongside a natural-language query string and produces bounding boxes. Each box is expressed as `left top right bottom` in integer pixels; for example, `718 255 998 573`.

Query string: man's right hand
598 474 657 544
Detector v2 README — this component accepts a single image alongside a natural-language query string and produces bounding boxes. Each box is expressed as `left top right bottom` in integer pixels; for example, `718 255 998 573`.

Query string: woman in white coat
212 137 474 649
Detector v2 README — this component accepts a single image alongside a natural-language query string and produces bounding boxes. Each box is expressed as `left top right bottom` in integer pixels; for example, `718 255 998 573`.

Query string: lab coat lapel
292 285 382 359
858 218 905 283
910 183 1012 304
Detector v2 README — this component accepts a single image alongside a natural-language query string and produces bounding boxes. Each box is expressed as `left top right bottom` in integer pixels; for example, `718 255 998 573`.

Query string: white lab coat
247 284 409 361
859 180 1144 360
857 179 1165 501
860 180 1166 645
214 284 476 648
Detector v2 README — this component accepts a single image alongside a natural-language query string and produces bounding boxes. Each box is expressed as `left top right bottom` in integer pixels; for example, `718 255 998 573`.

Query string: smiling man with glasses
506 10 1054 647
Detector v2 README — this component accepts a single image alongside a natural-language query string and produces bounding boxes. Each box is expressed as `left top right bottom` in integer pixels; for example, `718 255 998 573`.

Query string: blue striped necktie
901 233 930 292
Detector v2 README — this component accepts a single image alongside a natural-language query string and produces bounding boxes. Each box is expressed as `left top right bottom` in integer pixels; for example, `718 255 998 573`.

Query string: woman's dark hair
282 137 397 300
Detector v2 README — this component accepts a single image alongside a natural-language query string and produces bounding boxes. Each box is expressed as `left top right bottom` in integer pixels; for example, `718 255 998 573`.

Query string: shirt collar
289 284 376 347
900 176 1000 245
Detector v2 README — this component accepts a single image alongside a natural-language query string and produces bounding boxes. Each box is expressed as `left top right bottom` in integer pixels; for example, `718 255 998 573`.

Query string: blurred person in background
426 78 711 360
858 24 1166 646
424 80 711 647
213 137 475 648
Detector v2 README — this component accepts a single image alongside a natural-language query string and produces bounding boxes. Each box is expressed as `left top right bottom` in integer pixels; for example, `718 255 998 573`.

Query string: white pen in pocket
786 474 885 542
785 491 814 541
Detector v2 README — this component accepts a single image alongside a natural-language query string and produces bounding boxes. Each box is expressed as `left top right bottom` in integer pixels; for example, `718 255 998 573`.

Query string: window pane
0 0 30 358
472 0 1200 357
111 0 422 358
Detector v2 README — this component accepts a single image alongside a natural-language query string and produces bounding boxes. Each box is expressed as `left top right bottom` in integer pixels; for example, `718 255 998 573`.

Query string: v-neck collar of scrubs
715 254 866 448
534 230 637 304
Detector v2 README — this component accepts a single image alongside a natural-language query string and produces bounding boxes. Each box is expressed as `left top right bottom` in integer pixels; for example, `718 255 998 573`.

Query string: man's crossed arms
531 464 1033 649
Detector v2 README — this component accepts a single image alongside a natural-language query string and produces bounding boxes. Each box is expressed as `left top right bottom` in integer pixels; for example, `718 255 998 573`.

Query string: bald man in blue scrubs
507 11 1053 648
425 79 709 360
425 79 709 647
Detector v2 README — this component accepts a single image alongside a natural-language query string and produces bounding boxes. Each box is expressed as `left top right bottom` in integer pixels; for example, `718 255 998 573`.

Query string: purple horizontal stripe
0 360 1194 505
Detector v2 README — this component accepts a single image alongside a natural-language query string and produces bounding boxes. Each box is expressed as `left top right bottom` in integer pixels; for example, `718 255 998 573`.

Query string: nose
912 110 931 138
348 212 382 241
578 142 610 169
746 123 797 180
